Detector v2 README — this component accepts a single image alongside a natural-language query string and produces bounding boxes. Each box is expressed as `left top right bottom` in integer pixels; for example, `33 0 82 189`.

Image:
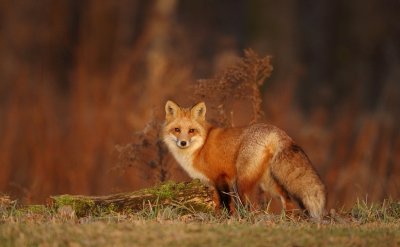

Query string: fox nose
180 141 187 147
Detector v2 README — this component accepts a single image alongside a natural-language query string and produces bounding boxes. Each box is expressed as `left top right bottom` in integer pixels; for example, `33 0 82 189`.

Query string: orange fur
162 100 326 219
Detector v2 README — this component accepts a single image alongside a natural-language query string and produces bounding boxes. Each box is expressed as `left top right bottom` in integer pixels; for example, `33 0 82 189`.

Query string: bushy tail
270 144 326 219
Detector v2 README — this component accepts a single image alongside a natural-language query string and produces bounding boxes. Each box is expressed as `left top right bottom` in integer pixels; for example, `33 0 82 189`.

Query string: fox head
162 100 208 152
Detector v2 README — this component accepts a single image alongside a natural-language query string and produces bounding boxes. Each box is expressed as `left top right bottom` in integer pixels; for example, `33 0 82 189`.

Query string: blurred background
0 0 399 209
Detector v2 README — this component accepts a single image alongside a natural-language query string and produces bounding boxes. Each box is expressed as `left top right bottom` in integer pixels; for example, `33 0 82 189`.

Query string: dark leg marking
215 174 231 211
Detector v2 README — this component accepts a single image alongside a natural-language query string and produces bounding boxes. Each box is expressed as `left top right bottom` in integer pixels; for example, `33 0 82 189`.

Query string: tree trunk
51 180 214 217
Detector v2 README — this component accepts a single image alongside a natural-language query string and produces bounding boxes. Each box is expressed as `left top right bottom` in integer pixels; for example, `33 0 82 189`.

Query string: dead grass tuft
194 49 273 126
115 118 170 182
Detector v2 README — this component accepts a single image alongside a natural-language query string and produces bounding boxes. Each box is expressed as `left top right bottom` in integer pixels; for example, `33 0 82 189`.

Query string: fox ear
165 100 180 120
191 102 206 121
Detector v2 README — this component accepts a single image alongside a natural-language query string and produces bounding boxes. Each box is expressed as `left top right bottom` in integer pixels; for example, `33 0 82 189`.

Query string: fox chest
173 153 211 185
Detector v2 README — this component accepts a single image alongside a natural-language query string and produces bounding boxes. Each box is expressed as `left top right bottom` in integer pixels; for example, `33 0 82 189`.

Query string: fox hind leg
235 148 274 210
235 176 259 210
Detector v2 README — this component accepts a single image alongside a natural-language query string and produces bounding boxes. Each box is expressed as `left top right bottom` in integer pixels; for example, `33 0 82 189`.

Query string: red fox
162 100 326 219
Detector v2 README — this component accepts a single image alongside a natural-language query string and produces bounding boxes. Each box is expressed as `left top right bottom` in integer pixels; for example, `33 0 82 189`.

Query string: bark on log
50 180 214 217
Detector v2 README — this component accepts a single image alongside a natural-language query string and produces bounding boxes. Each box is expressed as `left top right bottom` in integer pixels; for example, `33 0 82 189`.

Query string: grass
1 193 400 246
1 221 399 247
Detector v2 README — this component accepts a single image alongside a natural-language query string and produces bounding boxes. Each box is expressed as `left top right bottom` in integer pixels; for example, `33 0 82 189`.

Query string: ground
1 221 399 246
1 182 399 247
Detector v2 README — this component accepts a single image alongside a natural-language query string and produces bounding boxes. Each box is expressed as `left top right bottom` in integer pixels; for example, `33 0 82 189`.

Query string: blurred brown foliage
0 0 399 209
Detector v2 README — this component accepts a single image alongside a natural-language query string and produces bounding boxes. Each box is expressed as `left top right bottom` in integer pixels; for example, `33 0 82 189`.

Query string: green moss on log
51 180 213 217
52 195 96 217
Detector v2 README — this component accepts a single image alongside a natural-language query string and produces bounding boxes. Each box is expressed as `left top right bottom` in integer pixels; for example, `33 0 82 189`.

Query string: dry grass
1 193 399 247
1 221 399 247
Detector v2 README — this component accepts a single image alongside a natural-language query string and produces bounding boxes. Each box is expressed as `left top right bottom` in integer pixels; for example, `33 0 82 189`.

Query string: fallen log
50 180 214 217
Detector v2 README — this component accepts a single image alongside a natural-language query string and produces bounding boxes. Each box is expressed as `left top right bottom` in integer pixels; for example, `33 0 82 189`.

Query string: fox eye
174 128 181 133
188 128 195 134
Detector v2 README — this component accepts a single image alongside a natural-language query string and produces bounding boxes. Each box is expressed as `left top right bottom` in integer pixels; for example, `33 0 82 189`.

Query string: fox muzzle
177 140 189 149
